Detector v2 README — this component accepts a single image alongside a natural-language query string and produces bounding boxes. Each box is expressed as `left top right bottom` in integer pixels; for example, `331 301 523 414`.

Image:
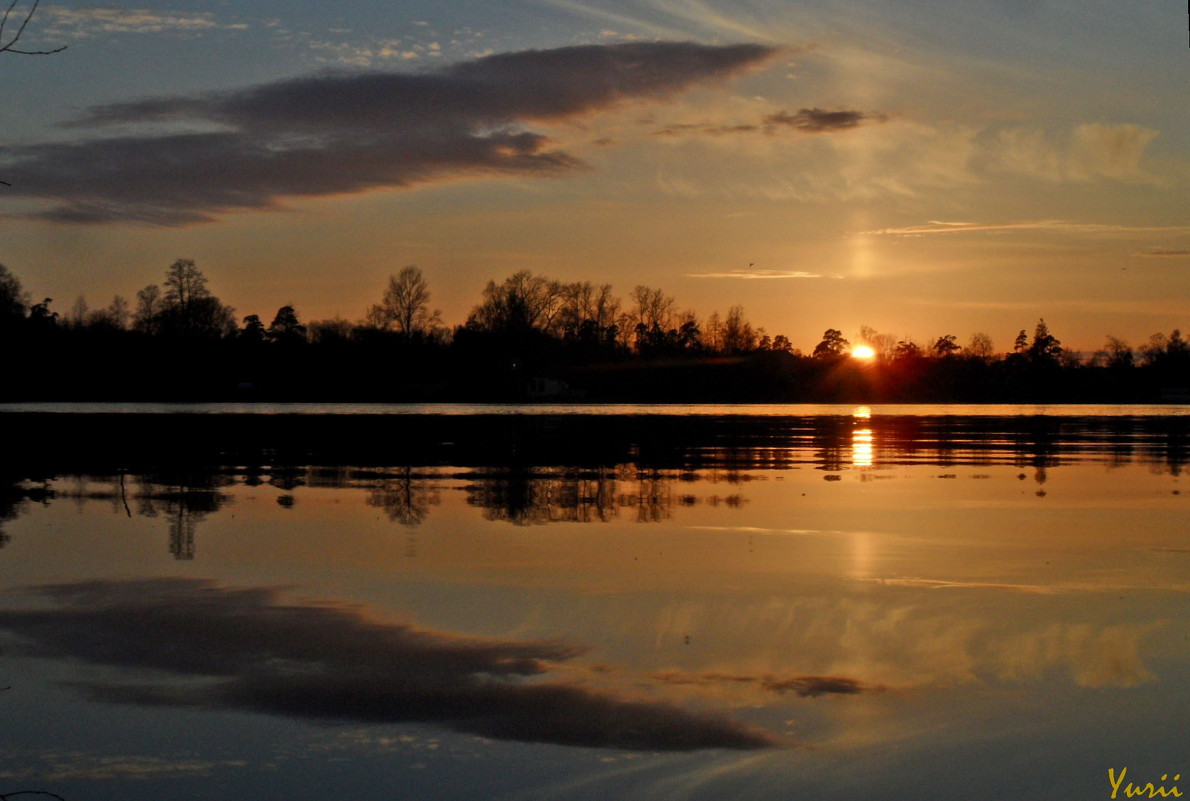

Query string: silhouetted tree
813 329 849 359
1143 330 1188 366
27 297 56 329
1140 332 1168 367
466 271 567 335
771 334 794 354
932 334 961 358
1027 318 1062 363
1013 329 1029 354
704 310 723 352
267 305 307 345
967 332 994 360
623 285 677 352
102 295 130 330
145 259 236 339
675 312 703 351
164 258 207 307
65 295 89 329
0 264 27 324
722 305 755 352
308 317 353 346
1170 329 1189 359
365 266 442 340
858 326 897 361
1098 336 1133 370
557 281 620 349
240 314 268 344
133 284 163 335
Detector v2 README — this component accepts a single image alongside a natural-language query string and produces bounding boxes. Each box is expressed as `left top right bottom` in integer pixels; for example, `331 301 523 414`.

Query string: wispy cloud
984 123 1160 183
1 41 776 225
865 220 1190 236
905 297 1190 317
654 106 886 139
650 670 884 697
43 7 235 37
687 269 822 279
0 752 238 783
872 578 1063 594
0 579 782 751
1136 249 1190 258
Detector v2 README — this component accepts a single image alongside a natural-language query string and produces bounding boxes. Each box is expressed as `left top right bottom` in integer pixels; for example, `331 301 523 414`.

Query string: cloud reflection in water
0 579 784 751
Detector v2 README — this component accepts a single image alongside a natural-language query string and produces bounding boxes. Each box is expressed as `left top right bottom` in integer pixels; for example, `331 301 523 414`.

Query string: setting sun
852 345 877 360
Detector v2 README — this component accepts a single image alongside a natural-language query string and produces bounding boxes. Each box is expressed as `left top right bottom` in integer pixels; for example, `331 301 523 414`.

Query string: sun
851 345 876 360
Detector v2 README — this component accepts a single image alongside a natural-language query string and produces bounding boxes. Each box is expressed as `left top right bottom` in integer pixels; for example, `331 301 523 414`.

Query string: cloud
865 220 1190 236
0 579 781 751
1 41 775 225
983 123 1159 182
992 623 1162 689
763 108 887 134
1068 123 1159 180
872 578 1063 594
686 269 822 279
650 670 883 697
1137 249 1190 258
653 106 886 139
44 7 227 36
0 753 237 782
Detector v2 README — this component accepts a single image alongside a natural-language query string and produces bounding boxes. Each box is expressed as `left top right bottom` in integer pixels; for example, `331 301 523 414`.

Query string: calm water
1 407 1187 800
4 400 1190 416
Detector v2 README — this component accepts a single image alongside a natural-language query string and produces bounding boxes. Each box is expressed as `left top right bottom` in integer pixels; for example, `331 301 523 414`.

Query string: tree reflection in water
0 412 1185 556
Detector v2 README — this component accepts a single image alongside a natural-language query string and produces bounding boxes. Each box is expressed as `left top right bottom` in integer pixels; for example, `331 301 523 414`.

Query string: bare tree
466 271 566 335
104 295 130 330
133 284 163 335
859 325 897 361
967 332 994 360
366 266 442 339
163 258 209 312
721 305 755 352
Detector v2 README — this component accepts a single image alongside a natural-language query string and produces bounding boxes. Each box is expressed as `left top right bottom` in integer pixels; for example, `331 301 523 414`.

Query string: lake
1 405 1187 800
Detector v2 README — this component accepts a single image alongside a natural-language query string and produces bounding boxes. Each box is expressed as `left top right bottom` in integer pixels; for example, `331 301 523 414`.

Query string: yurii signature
1109 768 1183 799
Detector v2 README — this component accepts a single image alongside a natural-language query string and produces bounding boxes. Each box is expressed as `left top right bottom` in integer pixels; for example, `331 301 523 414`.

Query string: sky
1 0 1187 353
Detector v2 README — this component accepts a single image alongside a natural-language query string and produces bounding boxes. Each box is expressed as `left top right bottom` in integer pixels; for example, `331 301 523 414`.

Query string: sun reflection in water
851 406 874 468
852 428 874 468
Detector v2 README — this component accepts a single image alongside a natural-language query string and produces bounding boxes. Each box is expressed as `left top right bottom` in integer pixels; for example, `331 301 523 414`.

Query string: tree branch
0 0 67 55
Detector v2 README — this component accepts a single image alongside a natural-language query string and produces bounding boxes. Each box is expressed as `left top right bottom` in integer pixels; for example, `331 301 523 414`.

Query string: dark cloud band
2 41 775 225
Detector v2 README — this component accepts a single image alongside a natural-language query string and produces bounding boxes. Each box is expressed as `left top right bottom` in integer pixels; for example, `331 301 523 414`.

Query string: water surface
1 408 1186 800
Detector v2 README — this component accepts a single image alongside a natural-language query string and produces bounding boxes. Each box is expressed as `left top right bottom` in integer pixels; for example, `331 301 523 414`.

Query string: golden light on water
852 428 874 467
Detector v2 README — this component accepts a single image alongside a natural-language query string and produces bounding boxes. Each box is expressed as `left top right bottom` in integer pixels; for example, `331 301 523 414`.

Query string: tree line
0 259 1186 402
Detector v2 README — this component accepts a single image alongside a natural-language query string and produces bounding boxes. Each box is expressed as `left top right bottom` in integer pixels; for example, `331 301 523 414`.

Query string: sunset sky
2 0 1186 352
